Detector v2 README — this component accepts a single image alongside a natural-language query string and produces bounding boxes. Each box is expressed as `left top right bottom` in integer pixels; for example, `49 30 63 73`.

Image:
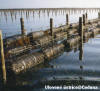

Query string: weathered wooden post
20 18 26 35
98 12 100 19
50 18 54 46
79 17 83 60
66 14 70 39
83 14 86 26
0 30 6 84
66 14 69 25
50 18 53 36
85 13 88 23
79 17 83 38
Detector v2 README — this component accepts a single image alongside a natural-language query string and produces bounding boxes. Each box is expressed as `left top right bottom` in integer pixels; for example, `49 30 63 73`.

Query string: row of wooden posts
20 13 87 36
0 12 100 85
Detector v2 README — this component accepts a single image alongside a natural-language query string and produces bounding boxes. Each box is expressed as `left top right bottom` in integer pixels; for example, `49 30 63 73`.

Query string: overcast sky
0 0 100 9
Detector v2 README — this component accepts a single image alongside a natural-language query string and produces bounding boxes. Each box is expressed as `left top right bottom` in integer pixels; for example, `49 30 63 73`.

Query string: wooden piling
98 12 100 19
50 18 53 36
85 13 88 23
66 14 69 25
0 30 6 84
79 17 83 39
20 18 26 35
83 14 86 26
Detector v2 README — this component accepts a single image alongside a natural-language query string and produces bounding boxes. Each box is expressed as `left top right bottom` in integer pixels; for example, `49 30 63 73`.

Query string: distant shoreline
0 8 100 10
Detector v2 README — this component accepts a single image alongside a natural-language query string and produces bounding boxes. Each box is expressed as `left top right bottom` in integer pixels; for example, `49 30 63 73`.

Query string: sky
0 0 100 9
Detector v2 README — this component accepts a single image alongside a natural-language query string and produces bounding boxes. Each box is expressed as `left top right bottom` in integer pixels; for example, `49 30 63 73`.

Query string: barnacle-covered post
0 30 7 84
66 14 69 26
20 18 26 35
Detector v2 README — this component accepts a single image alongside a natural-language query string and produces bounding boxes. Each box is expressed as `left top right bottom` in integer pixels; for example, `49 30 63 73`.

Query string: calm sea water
0 9 99 37
1 8 100 90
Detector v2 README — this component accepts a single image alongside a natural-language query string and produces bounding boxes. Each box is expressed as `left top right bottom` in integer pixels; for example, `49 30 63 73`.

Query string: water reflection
0 8 100 37
4 34 91 88
79 37 83 60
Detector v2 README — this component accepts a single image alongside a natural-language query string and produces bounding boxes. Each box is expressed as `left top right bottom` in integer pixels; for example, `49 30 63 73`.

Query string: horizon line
0 7 100 10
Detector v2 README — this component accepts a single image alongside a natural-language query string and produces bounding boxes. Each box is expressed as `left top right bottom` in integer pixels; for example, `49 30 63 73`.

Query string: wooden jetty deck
0 11 100 85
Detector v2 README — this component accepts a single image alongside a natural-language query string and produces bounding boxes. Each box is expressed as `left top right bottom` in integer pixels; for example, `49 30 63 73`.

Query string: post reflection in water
79 36 84 80
79 37 83 61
